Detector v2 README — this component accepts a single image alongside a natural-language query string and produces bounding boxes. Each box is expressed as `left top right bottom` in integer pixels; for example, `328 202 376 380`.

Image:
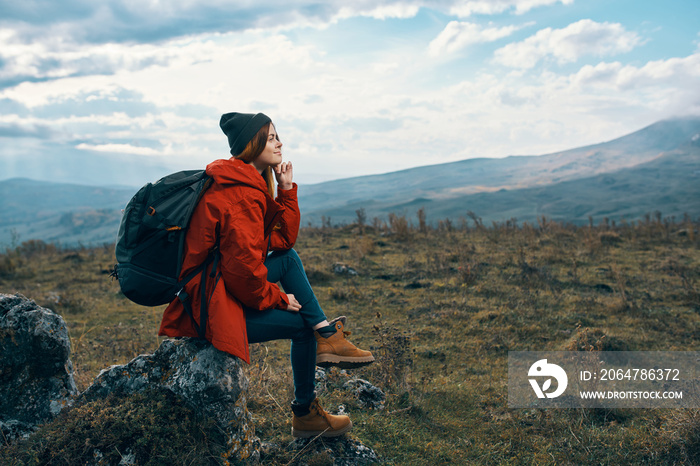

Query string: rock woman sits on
158 112 373 438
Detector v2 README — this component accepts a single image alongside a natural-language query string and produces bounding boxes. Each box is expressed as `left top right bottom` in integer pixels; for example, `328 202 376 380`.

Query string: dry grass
1 214 699 464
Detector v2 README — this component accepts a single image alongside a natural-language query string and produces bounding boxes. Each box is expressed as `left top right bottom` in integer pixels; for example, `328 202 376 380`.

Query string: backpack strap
200 240 221 339
175 242 220 340
175 257 210 338
198 265 208 340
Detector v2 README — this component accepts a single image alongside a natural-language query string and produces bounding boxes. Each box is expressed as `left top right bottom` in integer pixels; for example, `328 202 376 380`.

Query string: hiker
158 112 373 438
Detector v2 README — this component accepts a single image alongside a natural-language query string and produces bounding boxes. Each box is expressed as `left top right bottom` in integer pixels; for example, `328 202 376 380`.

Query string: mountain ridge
303 116 697 188
299 116 700 212
356 144 700 226
2 116 699 246
297 116 700 225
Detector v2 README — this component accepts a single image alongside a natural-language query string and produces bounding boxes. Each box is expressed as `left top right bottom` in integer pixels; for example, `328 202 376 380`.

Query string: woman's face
251 123 282 173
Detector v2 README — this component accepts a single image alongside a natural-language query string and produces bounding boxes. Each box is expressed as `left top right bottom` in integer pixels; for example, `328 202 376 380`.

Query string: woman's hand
285 293 301 312
274 162 294 190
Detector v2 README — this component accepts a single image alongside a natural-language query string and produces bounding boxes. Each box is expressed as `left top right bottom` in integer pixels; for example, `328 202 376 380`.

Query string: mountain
1 116 698 247
352 143 700 226
298 116 700 225
0 151 178 189
0 179 134 247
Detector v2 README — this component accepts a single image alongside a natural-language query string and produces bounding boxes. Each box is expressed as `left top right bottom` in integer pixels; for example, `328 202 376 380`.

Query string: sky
1 0 699 186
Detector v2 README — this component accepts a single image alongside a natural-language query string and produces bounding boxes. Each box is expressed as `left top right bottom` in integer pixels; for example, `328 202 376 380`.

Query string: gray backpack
111 170 218 338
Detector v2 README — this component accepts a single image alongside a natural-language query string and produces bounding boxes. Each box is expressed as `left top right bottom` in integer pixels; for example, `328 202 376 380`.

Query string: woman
159 112 373 438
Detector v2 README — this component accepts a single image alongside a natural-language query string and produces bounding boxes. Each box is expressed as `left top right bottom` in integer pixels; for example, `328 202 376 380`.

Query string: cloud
0 1 425 45
75 142 165 156
493 19 642 68
341 116 403 133
0 32 334 175
303 94 324 104
449 0 573 17
0 29 206 89
0 1 576 89
0 122 53 139
568 53 700 115
572 54 700 90
0 0 575 48
429 21 528 56
32 88 156 118
1 1 697 186
0 97 28 116
337 3 421 20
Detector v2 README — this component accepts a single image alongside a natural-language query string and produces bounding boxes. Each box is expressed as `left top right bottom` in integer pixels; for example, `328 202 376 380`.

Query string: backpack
111 169 219 339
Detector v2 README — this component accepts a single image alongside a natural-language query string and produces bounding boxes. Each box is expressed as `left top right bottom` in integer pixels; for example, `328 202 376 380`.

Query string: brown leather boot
316 316 375 368
291 398 352 438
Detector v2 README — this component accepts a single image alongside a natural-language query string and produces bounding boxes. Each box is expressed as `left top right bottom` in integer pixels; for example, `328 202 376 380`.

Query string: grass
0 390 228 465
1 213 699 464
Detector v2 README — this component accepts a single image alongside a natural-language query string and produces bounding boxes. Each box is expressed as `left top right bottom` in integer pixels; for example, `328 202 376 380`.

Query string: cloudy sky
1 0 699 186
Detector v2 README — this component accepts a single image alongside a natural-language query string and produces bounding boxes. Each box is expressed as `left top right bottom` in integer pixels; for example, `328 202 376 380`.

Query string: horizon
1 1 699 186
1 114 696 189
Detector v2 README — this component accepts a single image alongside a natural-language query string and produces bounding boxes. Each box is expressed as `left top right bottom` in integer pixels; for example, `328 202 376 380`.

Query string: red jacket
158 157 300 363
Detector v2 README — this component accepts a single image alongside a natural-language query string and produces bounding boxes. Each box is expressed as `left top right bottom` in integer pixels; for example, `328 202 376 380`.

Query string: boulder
344 378 386 410
81 337 261 463
315 369 386 410
0 293 78 440
287 437 380 465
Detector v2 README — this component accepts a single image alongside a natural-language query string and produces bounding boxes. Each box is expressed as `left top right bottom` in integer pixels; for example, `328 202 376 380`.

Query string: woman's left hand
274 162 294 190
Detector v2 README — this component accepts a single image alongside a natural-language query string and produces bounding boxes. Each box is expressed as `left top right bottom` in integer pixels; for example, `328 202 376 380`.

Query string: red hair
235 123 276 198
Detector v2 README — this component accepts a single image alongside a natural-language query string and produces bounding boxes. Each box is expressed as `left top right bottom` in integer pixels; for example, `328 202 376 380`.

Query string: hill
0 179 133 247
306 140 700 226
0 152 174 190
2 116 699 247
299 116 700 225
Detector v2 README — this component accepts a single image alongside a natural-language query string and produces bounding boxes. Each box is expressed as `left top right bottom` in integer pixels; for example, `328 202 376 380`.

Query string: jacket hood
206 157 269 194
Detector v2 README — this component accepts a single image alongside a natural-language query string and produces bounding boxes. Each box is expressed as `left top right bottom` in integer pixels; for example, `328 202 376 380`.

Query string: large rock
81 337 261 463
344 378 386 410
286 437 380 465
0 293 78 440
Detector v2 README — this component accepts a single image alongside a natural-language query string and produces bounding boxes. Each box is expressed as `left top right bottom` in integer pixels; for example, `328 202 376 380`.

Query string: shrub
599 231 623 245
0 253 18 278
369 312 413 390
16 240 56 259
564 326 629 352
388 213 410 241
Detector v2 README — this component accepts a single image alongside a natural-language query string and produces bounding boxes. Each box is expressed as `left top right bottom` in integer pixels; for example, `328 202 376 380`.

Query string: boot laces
310 399 331 421
309 399 321 413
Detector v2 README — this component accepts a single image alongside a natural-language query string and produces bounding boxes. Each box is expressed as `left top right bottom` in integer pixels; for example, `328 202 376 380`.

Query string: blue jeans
245 249 327 408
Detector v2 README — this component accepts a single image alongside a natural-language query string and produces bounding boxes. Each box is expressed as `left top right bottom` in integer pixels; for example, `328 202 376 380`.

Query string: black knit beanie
219 112 272 156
